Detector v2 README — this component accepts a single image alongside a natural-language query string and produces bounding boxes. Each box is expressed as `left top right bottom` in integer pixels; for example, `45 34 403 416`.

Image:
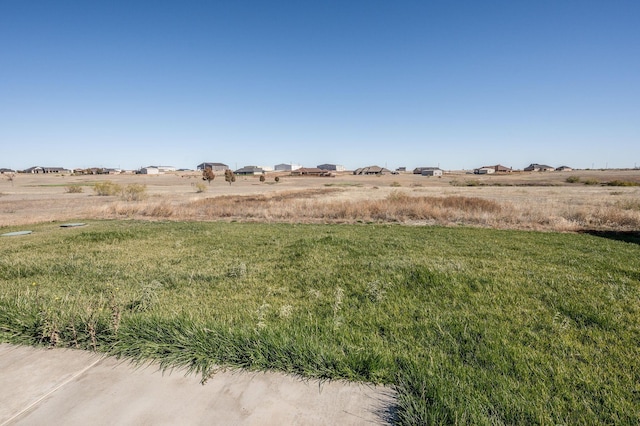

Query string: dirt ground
1 169 639 230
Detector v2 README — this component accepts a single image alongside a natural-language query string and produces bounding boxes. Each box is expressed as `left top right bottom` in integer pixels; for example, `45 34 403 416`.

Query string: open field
2 171 639 423
1 221 639 424
1 169 640 231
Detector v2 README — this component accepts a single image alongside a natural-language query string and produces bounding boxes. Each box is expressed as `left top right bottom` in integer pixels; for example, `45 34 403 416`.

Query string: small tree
274 176 280 183
259 174 265 183
224 169 236 185
202 167 215 185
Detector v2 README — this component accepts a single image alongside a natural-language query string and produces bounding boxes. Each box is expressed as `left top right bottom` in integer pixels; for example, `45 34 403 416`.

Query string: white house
275 163 302 171
139 167 160 175
421 167 443 177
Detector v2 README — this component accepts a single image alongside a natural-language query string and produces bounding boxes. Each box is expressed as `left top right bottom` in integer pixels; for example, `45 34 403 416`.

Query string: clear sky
1 1 639 171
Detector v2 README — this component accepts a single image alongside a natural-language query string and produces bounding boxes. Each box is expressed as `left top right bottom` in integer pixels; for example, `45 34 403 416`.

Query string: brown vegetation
1 170 639 231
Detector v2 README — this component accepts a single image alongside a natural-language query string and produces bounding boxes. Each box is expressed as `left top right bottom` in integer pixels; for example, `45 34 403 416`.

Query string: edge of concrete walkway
0 343 396 425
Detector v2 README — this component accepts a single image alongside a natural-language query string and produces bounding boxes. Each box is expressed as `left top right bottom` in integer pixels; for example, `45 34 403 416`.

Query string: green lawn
1 221 639 424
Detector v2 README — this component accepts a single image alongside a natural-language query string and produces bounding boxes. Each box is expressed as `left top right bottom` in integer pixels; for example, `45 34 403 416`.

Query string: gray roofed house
198 162 229 171
524 163 555 172
235 166 264 175
353 165 390 175
317 164 346 172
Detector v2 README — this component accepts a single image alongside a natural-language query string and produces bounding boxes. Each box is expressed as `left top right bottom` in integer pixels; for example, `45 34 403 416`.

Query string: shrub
582 178 600 185
606 180 640 187
121 184 147 201
259 175 265 182
390 181 401 187
275 176 280 183
565 176 581 183
195 182 207 193
94 181 122 196
65 185 83 193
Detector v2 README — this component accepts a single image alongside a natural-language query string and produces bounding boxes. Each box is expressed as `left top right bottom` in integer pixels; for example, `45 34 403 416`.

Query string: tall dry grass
89 189 640 232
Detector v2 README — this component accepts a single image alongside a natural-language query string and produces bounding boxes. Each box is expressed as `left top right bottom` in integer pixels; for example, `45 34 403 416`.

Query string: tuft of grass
94 181 122 196
121 184 147 201
65 185 83 193
565 176 581 183
582 178 600 185
195 182 207 193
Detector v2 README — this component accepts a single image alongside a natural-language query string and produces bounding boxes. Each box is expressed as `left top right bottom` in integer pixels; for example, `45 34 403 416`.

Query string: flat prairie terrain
1 169 639 231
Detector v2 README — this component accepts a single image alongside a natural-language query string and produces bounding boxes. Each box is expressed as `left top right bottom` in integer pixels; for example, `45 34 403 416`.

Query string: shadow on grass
580 230 640 246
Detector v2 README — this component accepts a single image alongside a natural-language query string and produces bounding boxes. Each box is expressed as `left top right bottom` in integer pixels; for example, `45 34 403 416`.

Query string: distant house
197 162 229 172
474 167 495 174
396 167 407 172
157 166 176 173
291 167 328 176
353 166 391 175
139 167 160 175
556 166 573 171
275 163 302 172
421 167 443 177
0 168 15 174
235 166 264 176
22 166 68 174
317 164 346 172
524 164 555 172
474 164 512 174
414 167 442 176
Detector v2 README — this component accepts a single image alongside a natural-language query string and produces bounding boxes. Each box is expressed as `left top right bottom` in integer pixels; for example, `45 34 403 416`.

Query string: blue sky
1 1 638 171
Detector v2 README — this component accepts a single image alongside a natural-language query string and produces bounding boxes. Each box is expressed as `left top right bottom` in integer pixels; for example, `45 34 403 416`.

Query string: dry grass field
1 169 639 232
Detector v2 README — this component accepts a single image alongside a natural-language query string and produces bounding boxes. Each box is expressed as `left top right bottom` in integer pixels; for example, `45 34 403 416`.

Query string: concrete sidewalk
0 344 395 425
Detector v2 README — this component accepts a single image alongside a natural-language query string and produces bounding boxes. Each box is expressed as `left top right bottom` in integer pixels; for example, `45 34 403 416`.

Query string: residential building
556 166 573 171
22 166 68 174
275 163 302 172
524 164 555 172
317 164 346 172
421 167 443 176
139 167 160 175
353 166 391 175
235 166 264 176
197 162 229 172
291 167 328 176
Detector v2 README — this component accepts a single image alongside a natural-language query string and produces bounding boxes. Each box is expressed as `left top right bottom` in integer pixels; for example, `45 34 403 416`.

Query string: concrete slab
0 344 395 425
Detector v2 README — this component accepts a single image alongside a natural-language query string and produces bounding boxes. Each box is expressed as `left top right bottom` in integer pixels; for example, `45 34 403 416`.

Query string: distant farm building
556 166 573 171
274 163 302 172
317 164 346 172
353 166 391 175
197 162 229 172
524 164 555 172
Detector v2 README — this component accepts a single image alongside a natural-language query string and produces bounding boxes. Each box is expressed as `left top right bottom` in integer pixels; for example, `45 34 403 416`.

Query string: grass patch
324 182 362 187
1 221 639 424
606 180 640 187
